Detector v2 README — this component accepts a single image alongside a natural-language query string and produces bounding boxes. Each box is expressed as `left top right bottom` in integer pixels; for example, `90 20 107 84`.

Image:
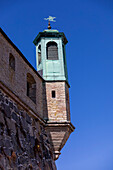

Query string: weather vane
44 16 56 29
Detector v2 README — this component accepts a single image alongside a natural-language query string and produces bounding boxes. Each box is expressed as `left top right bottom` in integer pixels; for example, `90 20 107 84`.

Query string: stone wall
0 89 56 170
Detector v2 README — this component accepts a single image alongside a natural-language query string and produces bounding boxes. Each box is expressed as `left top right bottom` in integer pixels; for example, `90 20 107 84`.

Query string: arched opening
9 53 15 71
27 73 36 103
46 41 58 60
38 45 41 65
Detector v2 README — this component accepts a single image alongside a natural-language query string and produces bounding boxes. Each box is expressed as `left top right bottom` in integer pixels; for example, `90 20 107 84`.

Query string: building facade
0 26 75 169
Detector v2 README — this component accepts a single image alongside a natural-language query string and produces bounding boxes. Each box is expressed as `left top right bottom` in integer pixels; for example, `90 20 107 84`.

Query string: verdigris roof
33 29 68 45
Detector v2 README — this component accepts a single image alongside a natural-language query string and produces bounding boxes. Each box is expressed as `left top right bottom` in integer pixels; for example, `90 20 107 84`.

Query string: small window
9 53 15 70
46 42 58 60
38 45 41 65
38 52 41 65
52 90 56 98
27 73 36 103
63 45 66 65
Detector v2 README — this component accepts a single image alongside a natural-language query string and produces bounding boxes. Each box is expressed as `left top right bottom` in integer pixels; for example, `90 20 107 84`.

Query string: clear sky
1 0 113 170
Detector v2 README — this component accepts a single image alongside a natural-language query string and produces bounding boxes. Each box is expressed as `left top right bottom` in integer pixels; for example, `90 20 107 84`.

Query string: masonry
0 27 75 169
0 89 56 170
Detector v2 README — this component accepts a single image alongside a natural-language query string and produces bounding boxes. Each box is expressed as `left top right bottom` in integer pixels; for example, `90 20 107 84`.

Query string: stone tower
33 26 74 160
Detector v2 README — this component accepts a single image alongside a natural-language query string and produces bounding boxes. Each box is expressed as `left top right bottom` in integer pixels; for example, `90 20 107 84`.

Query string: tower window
9 53 15 71
27 73 36 103
47 42 58 60
38 52 41 65
63 45 66 65
38 45 41 65
52 90 56 98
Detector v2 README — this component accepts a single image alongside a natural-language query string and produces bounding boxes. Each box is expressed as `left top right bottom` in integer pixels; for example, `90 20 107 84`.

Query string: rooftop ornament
44 16 56 29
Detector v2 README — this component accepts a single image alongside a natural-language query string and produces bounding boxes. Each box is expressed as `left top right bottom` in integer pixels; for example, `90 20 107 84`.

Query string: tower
33 28 68 81
33 22 75 160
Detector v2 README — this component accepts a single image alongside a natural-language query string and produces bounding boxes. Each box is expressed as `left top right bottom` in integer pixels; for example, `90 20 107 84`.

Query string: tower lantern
33 18 68 82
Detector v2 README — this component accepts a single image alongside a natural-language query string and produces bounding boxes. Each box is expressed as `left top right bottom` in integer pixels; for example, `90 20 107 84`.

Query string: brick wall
65 83 71 121
0 33 44 118
45 82 70 122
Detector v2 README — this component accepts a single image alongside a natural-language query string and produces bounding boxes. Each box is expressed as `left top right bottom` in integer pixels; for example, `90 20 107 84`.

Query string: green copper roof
33 30 68 45
43 29 59 33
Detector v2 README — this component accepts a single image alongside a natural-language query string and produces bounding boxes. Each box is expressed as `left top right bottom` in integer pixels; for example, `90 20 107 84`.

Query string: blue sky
1 0 113 169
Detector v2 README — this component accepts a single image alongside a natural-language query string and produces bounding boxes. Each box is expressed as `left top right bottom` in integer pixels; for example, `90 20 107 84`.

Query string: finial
44 16 56 29
48 20 51 29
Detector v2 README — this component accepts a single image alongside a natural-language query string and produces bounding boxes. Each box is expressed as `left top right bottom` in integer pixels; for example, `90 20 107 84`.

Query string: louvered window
47 42 58 60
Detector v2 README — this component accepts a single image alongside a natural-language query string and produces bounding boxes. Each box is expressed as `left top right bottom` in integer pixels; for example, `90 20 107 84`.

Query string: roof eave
33 32 68 46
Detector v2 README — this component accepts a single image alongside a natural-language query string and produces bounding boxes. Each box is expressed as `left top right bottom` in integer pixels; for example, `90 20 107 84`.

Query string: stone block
26 113 31 124
4 98 9 105
6 117 16 134
0 139 4 147
18 155 27 164
0 94 4 102
4 104 11 118
0 110 5 125
30 136 35 147
20 116 29 132
25 133 30 144
13 105 19 114
0 123 4 135
12 112 18 122
3 147 12 156
9 101 13 109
